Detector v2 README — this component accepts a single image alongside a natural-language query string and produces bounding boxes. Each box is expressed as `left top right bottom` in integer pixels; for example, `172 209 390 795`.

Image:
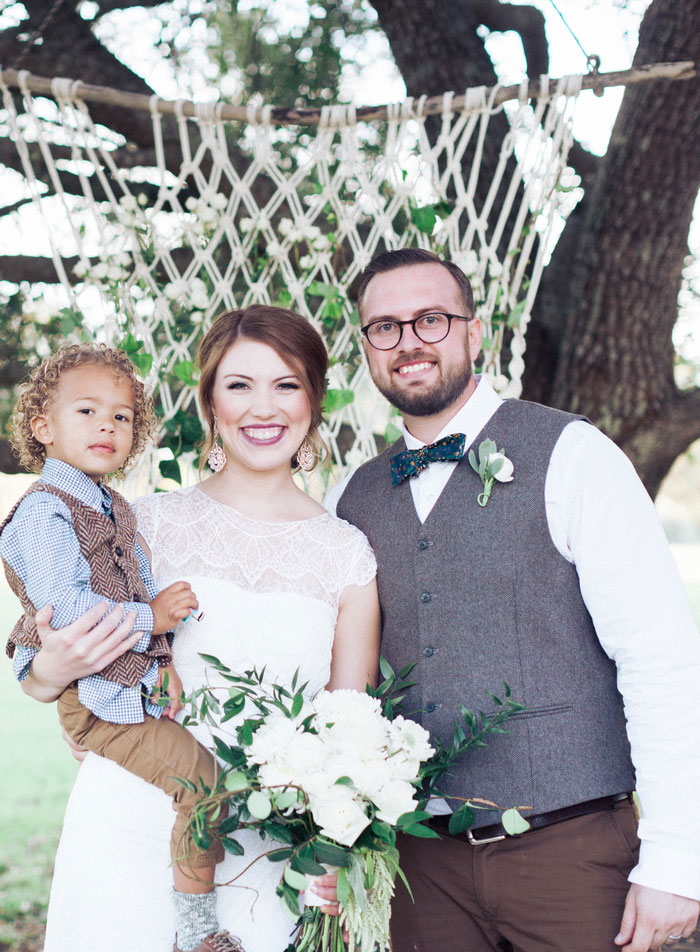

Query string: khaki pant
390 798 640 952
58 685 224 871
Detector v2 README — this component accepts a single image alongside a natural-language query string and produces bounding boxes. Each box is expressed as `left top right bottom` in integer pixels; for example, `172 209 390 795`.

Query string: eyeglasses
360 312 473 351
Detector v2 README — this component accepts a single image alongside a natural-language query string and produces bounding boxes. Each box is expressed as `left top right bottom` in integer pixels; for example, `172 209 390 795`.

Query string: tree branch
620 387 700 497
471 1 548 78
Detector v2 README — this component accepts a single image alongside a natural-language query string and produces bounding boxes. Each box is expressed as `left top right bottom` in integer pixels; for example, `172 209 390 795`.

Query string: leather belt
432 792 632 846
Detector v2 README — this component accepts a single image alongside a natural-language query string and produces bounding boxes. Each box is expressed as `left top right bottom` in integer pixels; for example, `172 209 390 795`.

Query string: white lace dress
44 486 376 952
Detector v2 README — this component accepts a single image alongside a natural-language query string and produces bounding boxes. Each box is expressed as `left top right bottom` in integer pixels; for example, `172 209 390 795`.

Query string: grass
0 585 78 951
0 547 698 951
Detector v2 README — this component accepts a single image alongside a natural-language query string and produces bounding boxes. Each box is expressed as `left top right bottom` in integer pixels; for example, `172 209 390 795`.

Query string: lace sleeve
342 524 377 589
131 493 159 554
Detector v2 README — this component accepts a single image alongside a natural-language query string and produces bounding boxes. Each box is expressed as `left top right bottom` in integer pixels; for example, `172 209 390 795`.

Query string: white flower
299 255 314 271
107 266 126 281
90 263 108 280
211 193 228 211
164 281 184 300
372 779 418 825
488 260 503 279
187 278 209 310
73 261 88 278
278 218 294 236
119 194 137 212
312 234 331 252
265 241 284 259
309 785 370 846
387 716 434 764
137 192 149 206
239 217 255 233
487 451 514 482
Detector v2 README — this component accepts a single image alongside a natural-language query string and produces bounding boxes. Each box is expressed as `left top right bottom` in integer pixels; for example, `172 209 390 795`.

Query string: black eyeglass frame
360 312 474 351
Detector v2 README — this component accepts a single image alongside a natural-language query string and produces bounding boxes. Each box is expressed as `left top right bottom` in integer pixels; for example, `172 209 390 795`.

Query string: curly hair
10 343 156 478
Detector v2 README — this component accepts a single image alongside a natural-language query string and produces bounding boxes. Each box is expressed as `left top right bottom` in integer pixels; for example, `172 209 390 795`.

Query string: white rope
1 73 583 484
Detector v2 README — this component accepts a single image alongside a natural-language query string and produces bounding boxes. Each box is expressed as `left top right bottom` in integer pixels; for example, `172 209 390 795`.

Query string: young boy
0 343 244 952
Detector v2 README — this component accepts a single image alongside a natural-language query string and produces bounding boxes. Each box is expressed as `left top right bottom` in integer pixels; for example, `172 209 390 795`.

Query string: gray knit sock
172 889 219 951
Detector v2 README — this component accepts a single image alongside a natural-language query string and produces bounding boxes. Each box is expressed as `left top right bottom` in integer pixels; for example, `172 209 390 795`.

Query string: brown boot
173 930 245 952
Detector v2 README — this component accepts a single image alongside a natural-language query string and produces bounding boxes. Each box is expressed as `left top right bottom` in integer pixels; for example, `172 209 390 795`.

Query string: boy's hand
150 581 198 634
152 662 184 720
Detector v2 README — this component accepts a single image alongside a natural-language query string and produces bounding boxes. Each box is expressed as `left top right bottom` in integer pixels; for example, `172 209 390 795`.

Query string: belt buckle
466 827 507 846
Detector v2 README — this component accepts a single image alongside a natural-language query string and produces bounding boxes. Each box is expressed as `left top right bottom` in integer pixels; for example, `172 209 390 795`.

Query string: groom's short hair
356 249 474 320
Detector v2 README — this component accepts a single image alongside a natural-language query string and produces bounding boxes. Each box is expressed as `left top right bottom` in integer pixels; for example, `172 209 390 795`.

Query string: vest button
425 701 436 713
417 540 429 550
419 592 431 603
115 545 123 557
423 646 434 657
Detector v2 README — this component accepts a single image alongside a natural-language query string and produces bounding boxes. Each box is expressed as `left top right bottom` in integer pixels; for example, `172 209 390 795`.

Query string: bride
22 305 380 952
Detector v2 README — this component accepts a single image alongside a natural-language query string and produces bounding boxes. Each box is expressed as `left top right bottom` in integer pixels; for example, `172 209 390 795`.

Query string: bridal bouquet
176 658 526 952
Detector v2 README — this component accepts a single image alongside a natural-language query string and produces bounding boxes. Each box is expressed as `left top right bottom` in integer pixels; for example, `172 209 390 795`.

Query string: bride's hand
309 870 341 916
61 727 89 763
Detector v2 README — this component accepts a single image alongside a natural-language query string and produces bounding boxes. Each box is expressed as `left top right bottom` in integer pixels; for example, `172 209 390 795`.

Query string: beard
372 349 473 417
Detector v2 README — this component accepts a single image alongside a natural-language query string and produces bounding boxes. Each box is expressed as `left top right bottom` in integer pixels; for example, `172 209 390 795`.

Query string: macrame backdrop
0 67 585 489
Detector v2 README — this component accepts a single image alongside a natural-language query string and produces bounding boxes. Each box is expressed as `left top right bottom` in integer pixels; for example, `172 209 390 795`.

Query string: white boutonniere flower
468 438 514 507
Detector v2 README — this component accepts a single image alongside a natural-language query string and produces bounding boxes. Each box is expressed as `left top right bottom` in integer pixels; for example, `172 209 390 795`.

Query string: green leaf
379 656 395 681
448 804 475 834
173 359 196 384
212 736 244 766
501 808 530 835
159 458 181 484
273 789 298 811
291 691 304 718
336 865 350 905
403 822 440 838
247 790 272 820
410 203 437 235
224 771 249 792
313 841 350 867
279 884 302 921
292 852 327 876
323 388 355 413
284 867 309 891
218 815 241 835
506 300 527 328
221 837 245 855
131 352 153 377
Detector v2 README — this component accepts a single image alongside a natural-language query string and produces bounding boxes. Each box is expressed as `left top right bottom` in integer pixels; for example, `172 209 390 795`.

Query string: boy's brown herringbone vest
1 482 171 688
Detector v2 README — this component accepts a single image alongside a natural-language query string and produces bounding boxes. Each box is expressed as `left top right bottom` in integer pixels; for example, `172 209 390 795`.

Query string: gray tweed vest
337 399 635 825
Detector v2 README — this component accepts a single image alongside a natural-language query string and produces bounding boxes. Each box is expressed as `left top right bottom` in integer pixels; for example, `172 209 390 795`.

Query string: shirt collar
40 458 112 513
401 376 503 452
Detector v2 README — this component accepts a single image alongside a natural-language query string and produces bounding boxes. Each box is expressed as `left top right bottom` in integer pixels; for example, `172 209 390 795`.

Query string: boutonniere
468 438 514 507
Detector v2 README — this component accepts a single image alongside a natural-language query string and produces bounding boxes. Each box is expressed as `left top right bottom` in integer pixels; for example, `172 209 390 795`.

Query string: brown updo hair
197 305 329 471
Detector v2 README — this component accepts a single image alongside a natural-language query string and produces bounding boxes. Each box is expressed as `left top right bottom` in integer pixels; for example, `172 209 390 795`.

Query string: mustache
390 349 437 372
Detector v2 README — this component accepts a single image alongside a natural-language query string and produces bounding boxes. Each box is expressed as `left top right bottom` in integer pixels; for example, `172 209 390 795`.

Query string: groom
325 248 700 952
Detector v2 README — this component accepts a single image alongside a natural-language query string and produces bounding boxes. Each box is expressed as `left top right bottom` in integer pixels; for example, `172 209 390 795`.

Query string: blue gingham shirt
1 458 162 722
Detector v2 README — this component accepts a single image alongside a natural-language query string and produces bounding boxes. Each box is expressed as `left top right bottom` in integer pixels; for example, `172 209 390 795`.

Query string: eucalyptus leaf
247 791 272 820
501 808 531 835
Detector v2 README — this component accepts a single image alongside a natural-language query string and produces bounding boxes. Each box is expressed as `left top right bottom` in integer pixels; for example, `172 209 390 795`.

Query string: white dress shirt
325 377 700 900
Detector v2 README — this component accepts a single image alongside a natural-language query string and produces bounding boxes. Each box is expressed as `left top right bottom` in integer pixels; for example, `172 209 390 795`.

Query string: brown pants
57 685 224 870
390 799 640 952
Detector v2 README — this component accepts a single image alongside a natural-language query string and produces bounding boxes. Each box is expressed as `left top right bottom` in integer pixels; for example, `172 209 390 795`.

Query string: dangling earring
296 437 314 472
207 419 227 473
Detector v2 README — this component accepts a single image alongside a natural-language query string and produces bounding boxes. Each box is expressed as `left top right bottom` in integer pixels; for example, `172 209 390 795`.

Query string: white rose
310 786 370 847
487 452 514 482
239 217 255 233
373 779 418 825
73 261 88 277
278 218 294 236
90 263 108 280
299 255 314 271
265 241 284 258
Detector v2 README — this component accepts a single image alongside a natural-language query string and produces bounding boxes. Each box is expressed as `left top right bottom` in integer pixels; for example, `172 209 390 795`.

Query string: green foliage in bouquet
166 657 527 951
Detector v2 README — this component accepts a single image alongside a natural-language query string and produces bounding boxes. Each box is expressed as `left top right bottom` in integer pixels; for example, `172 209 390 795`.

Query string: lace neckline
190 485 330 527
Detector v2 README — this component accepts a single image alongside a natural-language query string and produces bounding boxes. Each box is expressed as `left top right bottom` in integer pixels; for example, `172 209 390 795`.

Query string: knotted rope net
0 68 582 487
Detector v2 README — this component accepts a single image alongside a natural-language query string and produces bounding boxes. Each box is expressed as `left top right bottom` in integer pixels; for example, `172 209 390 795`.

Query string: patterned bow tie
390 433 466 485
